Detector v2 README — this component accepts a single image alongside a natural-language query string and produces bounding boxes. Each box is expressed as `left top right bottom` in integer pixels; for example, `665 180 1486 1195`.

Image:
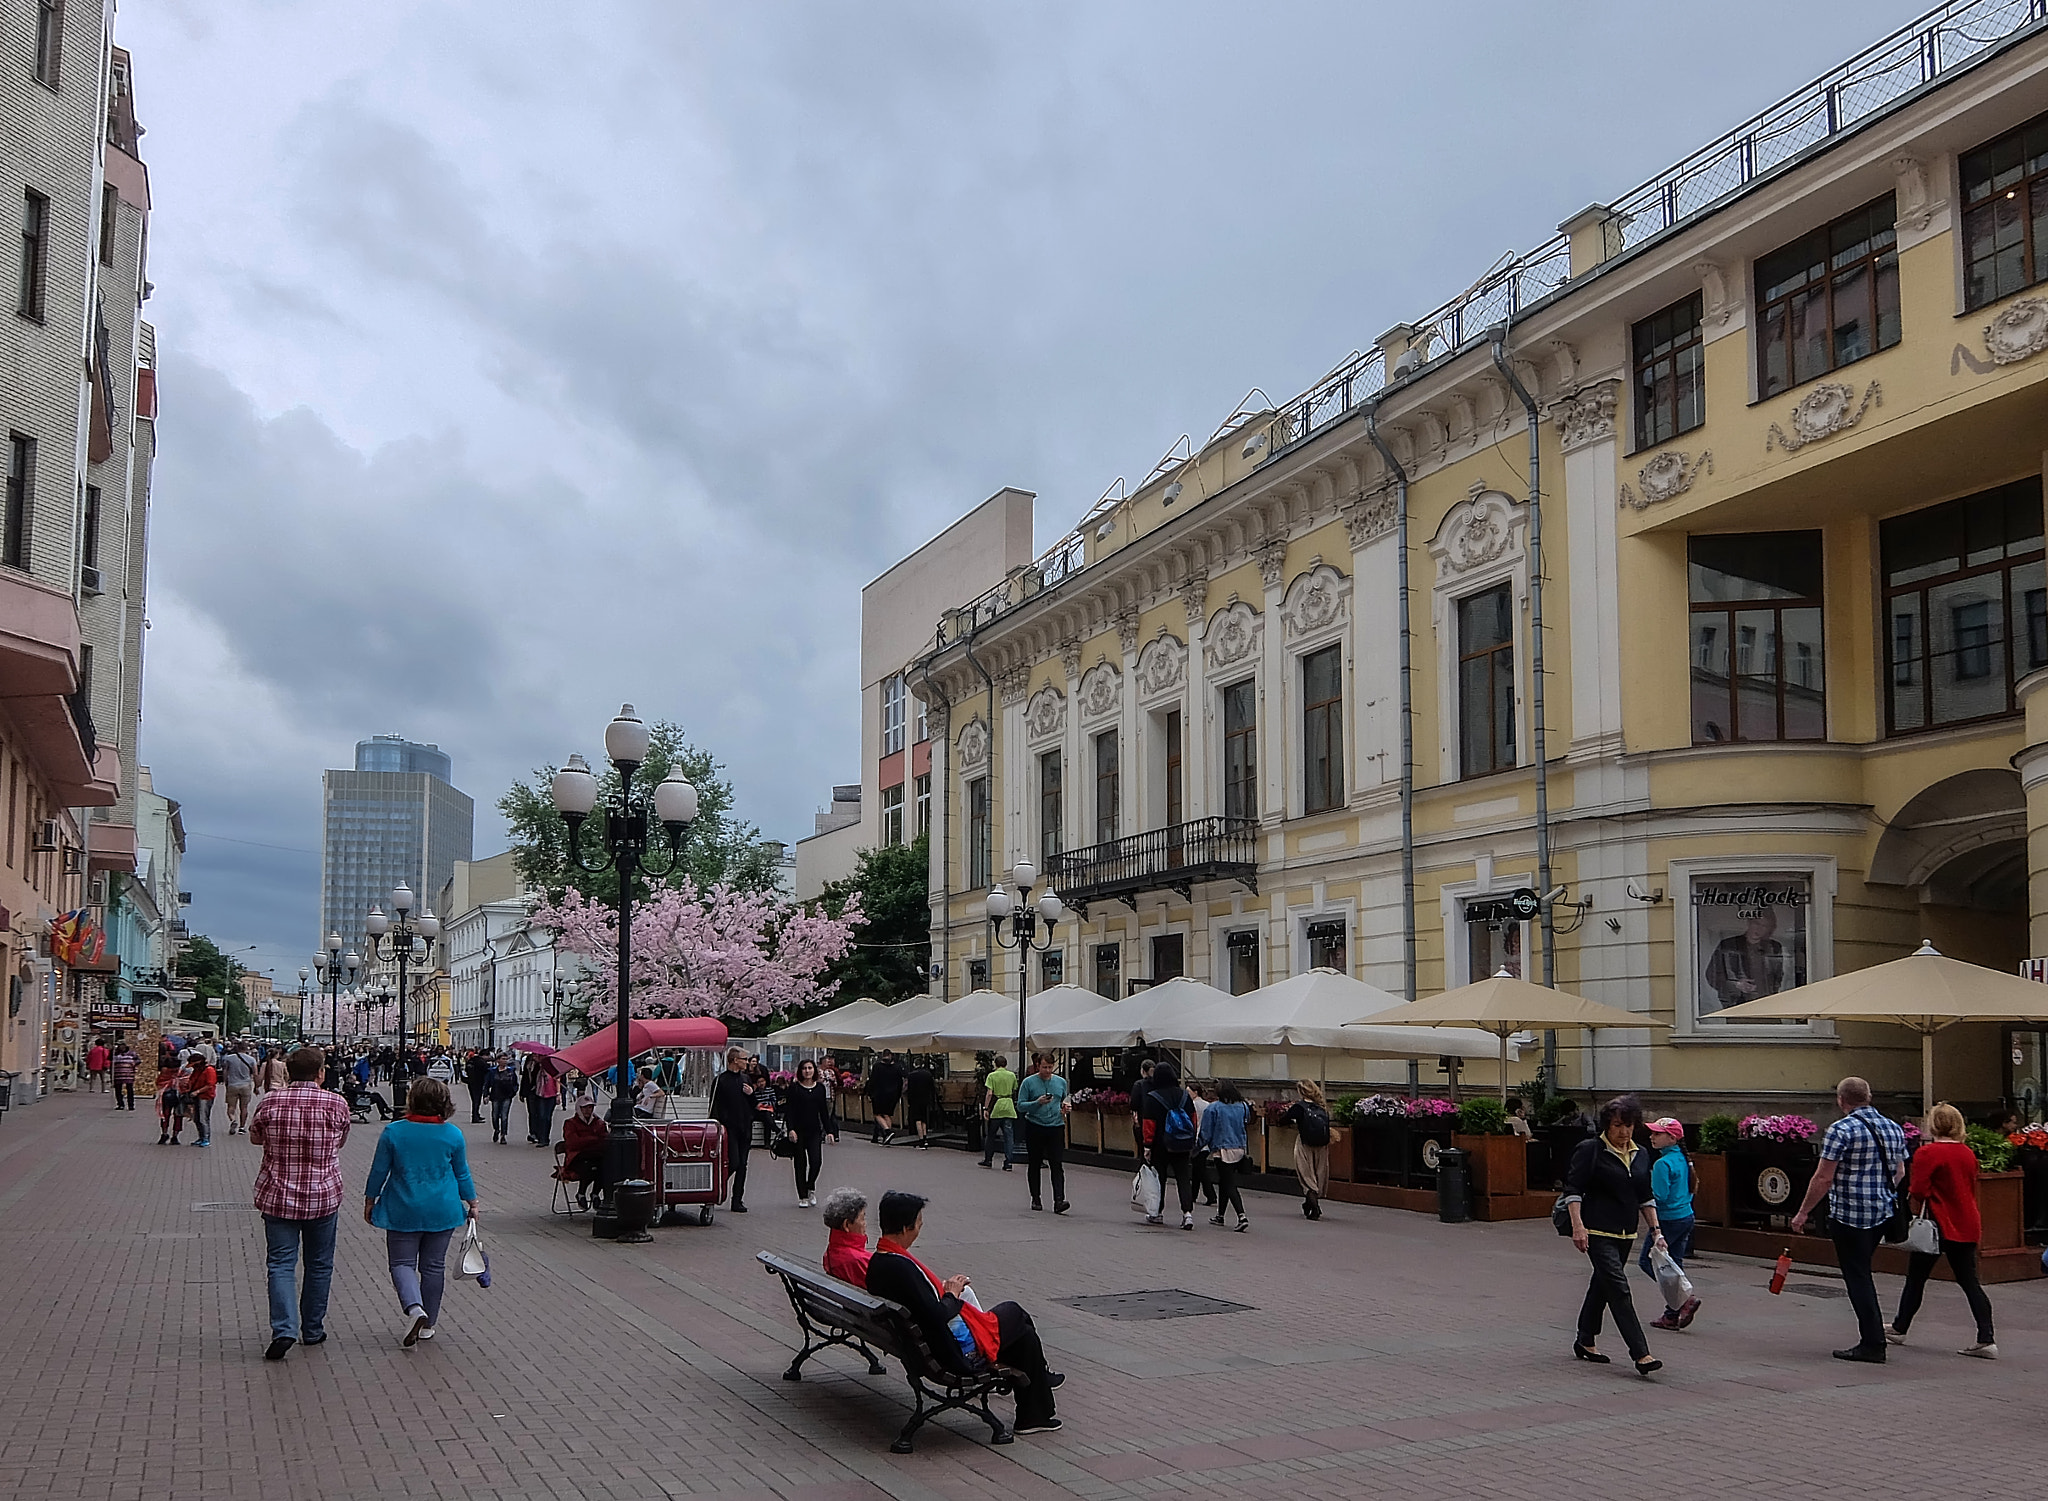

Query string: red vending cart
638 1120 729 1225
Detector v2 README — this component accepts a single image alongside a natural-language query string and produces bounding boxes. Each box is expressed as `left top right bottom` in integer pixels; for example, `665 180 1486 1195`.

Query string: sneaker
1054 1201 1071 1215
1209 1214 1226 1226
980 1160 994 1169
264 1336 295 1362
1002 1163 1013 1172
1676 1297 1702 1329
1883 1324 1906 1345
1961 1342 1999 1359
1046 1371 1066 1389
402 1306 429 1348
1236 1216 1250 1232
1650 1314 1681 1331
1181 1212 1194 1230
418 1325 437 1342
1031 1201 1044 1211
1014 1419 1063 1435
1144 1214 1163 1226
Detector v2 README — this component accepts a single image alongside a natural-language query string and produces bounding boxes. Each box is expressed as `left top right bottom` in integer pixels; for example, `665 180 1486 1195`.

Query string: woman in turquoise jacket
364 1078 476 1348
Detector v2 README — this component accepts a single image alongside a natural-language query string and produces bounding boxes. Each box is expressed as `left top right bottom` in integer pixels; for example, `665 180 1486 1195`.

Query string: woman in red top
1887 1103 1996 1357
819 1188 871 1286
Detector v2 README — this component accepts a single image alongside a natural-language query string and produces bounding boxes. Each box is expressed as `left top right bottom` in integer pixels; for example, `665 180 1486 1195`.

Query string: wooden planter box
1453 1133 1527 1196
1267 1122 1299 1176
1068 1110 1100 1151
1351 1117 1410 1185
1697 1171 2039 1282
1981 1169 2025 1251
1327 1126 1351 1183
1104 1113 1138 1157
1691 1152 1730 1227
1531 1124 1592 1189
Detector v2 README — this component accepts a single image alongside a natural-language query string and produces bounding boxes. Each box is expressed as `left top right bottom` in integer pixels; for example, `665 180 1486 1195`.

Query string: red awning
544 1016 730 1077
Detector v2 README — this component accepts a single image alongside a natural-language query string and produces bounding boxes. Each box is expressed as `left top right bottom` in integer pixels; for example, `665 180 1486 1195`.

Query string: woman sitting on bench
559 1094 609 1210
862 1191 1064 1436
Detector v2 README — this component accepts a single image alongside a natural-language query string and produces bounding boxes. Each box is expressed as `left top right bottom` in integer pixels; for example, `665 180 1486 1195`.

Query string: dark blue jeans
1639 1215 1696 1314
263 1212 338 1342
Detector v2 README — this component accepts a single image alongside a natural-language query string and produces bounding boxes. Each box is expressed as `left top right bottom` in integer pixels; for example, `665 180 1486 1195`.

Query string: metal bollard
1437 1146 1471 1224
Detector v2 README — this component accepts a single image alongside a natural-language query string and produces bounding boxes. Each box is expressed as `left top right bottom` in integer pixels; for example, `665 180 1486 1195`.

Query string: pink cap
1647 1116 1685 1137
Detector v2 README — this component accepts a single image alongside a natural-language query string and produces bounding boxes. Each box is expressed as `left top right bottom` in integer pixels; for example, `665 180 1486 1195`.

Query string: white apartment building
439 851 583 1049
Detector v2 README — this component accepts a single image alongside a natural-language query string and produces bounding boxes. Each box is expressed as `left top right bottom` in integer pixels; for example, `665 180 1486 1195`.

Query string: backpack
1295 1102 1331 1147
1162 1091 1198 1152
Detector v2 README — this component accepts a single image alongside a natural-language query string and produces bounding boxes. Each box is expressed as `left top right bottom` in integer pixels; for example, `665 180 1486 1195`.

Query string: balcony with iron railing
1044 816 1259 916
927 0 2048 653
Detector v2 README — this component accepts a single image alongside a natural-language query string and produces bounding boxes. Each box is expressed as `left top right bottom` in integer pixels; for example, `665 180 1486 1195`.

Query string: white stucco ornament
956 718 989 770
1134 634 1186 699
1204 601 1264 672
1278 563 1352 641
1620 449 1714 511
1985 296 2048 366
1765 380 1881 453
1024 686 1066 743
1434 488 1520 575
1078 662 1121 721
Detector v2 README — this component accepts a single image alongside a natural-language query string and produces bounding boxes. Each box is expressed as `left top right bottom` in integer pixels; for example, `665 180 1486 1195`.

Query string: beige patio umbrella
760 997 891 1050
1147 969 1514 1062
1348 970 1664 1101
1714 940 2048 1109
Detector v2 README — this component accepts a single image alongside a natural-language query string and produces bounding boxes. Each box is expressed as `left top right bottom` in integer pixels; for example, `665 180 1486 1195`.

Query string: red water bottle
1769 1248 1792 1295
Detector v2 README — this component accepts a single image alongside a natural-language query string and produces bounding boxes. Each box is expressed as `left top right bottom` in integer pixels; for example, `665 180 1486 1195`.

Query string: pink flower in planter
1737 1112 1819 1144
1406 1098 1460 1119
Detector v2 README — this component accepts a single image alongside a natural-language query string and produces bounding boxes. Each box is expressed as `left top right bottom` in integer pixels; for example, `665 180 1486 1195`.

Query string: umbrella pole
1499 1032 1510 1103
1923 1032 1935 1121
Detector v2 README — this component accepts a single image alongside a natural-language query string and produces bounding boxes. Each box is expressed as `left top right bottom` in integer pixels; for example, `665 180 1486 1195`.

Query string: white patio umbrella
861 989 1008 1052
925 984 1111 1052
759 997 891 1050
1033 976 1236 1050
1149 968 1515 1063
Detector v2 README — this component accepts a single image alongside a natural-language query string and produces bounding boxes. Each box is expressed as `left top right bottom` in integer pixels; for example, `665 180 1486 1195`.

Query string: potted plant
2007 1123 2048 1236
1067 1088 1102 1150
1690 1113 1737 1226
1726 1112 1819 1228
1966 1123 2027 1251
1452 1095 1527 1197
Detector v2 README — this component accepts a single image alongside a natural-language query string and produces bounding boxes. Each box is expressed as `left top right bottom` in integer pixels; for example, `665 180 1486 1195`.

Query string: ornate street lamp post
365 883 438 1113
987 858 1065 1066
313 933 360 1049
549 704 699 1231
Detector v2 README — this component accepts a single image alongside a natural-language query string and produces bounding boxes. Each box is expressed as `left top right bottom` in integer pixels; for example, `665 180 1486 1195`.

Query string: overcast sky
123 0 1919 989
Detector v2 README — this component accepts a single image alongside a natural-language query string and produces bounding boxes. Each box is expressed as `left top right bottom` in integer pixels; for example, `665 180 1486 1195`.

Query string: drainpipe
1363 404 1417 1005
914 656 951 1006
1489 325 1557 1082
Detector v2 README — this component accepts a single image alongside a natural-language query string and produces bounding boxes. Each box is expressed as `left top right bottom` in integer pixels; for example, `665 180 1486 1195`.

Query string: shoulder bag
1853 1113 1913 1244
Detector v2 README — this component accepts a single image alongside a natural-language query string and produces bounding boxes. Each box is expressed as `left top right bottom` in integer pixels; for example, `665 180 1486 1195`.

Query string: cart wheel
700 1205 713 1226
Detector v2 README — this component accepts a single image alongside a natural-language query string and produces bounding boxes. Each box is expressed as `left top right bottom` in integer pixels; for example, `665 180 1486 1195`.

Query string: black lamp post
986 857 1066 1066
313 934 360 1049
548 704 699 1235
365 883 438 1113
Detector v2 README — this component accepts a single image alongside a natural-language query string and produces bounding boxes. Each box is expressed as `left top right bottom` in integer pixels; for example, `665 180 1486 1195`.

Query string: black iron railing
66 685 96 755
1046 816 1259 914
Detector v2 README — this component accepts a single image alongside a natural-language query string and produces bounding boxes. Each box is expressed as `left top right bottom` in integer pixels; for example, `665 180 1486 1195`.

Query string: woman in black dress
782 1059 838 1208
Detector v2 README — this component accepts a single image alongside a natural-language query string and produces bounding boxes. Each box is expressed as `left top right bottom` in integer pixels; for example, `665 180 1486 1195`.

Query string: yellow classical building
903 3 2048 1115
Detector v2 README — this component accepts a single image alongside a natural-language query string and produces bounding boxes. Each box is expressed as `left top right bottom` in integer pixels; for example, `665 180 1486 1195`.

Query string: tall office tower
319 737 473 956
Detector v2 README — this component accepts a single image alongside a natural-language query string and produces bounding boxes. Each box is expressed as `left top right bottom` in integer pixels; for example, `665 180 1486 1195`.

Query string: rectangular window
1465 902 1525 982
1961 110 2048 311
1632 292 1705 449
880 784 904 847
1224 929 1260 995
19 191 50 320
1038 749 1062 862
1092 942 1120 999
34 0 63 88
1094 729 1119 843
914 772 931 838
1306 919 1347 973
880 674 906 755
966 776 990 889
82 483 100 569
98 183 116 267
1457 585 1515 777
1693 874 1812 1024
1688 531 1826 744
4 434 30 568
914 694 928 745
1301 643 1344 813
1040 950 1063 989
1755 194 1900 399
1150 933 1184 983
1164 709 1183 826
967 957 989 991
1222 680 1256 819
1881 479 2046 734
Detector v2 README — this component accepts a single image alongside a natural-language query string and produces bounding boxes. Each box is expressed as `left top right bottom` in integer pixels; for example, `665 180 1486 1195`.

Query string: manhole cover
1785 1283 1848 1299
1059 1289 1254 1320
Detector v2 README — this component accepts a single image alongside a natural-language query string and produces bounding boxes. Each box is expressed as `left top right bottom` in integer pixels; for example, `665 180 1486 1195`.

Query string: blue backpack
1162 1091 1198 1152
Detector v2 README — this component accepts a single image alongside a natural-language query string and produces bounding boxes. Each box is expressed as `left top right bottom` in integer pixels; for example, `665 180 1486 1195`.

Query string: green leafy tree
812 834 931 1012
173 934 250 1032
500 721 778 904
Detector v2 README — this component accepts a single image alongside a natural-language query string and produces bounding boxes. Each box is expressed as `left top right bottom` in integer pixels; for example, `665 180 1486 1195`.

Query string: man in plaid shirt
248 1046 351 1361
1792 1076 1907 1363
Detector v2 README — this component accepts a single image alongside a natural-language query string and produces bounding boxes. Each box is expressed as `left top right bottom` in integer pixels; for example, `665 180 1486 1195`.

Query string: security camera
1543 885 1567 904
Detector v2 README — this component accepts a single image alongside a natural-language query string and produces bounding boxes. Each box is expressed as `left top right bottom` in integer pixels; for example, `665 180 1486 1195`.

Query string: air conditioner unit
79 565 102 594
31 819 61 852
88 873 108 906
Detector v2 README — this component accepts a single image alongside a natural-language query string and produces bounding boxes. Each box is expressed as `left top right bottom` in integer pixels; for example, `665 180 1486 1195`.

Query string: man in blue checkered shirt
1792 1076 1906 1363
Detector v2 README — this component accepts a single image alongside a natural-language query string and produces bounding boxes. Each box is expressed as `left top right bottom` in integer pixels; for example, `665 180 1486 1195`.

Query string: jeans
1895 1240 1996 1344
190 1097 213 1142
386 1228 456 1325
113 1079 134 1109
1153 1150 1195 1214
490 1096 514 1138
793 1131 824 1198
528 1096 557 1143
88 1069 106 1092
981 1117 1016 1166
263 1212 338 1342
1214 1157 1245 1217
1025 1121 1066 1206
1577 1236 1650 1361
1638 1215 1697 1314
1829 1222 1888 1353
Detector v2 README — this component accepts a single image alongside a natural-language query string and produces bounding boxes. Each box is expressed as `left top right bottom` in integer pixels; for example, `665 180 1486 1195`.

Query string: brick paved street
1 1089 2040 1500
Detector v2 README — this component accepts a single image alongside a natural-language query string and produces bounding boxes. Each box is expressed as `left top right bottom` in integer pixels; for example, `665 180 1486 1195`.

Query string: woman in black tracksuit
781 1059 838 1208
1561 1094 1666 1377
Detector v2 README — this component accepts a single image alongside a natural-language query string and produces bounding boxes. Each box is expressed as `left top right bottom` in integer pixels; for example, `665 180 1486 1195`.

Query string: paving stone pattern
0 1091 2037 1500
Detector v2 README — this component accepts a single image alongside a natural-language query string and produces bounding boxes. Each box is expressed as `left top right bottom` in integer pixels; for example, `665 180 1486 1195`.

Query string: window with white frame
1301 643 1344 813
880 784 905 847
1305 918 1346 973
881 674 907 755
914 773 931 838
1224 928 1260 995
1430 489 1528 786
1457 585 1515 778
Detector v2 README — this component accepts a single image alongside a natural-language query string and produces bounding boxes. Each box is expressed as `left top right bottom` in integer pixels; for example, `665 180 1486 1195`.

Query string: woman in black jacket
1561 1094 1667 1376
781 1059 838 1208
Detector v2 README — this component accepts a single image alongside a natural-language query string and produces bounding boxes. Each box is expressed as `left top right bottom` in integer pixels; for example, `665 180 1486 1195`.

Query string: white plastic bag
1649 1243 1693 1308
1131 1165 1163 1218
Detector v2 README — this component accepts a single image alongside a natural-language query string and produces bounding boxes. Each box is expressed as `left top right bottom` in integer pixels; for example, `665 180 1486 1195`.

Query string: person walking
219 1042 258 1137
904 1062 937 1150
865 1051 904 1144
782 1059 838 1207
110 1041 138 1111
256 1048 288 1095
486 1054 519 1143
979 1055 1019 1170
363 1078 476 1349
1561 1094 1666 1378
710 1048 757 1213
1016 1052 1071 1215
184 1048 218 1148
85 1038 109 1093
155 1052 184 1143
1281 1079 1333 1220
1127 1058 1156 1164
463 1050 489 1123
1197 1080 1252 1231
249 1045 352 1361
1887 1102 1997 1358
1640 1116 1702 1330
526 1056 560 1147
1791 1076 1908 1363
1139 1061 1200 1230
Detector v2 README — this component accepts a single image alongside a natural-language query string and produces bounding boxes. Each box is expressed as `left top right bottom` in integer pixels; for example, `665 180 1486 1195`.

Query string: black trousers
1154 1150 1195 1214
1213 1157 1245 1217
1577 1236 1650 1361
466 1082 485 1120
528 1096 557 1143
1895 1239 1995 1344
727 1131 751 1204
1024 1122 1065 1206
793 1131 824 1198
1830 1222 1888 1353
113 1079 134 1109
992 1301 1056 1426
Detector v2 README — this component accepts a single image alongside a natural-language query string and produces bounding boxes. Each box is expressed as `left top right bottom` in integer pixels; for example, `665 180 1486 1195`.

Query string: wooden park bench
756 1250 1023 1454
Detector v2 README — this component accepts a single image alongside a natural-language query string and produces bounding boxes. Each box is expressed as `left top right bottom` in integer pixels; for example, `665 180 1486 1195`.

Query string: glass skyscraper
320 737 474 957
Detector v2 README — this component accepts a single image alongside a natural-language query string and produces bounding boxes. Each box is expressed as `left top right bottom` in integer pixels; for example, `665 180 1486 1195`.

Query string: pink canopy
544 1017 730 1077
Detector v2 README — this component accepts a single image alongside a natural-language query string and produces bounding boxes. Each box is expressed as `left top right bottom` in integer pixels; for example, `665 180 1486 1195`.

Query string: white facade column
1000 668 1028 875
1345 494 1401 796
1117 613 1141 837
1257 542 1288 825
1060 641 1083 855
1181 574 1210 821
1558 381 1625 766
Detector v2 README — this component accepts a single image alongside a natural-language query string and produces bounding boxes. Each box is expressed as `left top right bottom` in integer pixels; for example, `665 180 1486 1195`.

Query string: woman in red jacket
1887 1103 1996 1358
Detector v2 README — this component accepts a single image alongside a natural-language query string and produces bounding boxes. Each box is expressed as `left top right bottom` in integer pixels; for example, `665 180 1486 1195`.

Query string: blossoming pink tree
530 881 862 1028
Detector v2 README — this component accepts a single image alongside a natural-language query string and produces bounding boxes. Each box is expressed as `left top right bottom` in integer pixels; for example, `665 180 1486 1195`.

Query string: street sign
89 1003 140 1030
1464 888 1540 924
205 997 224 1011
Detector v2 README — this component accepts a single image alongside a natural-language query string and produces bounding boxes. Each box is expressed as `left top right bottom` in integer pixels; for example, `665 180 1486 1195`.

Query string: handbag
1900 1212 1940 1257
456 1219 490 1286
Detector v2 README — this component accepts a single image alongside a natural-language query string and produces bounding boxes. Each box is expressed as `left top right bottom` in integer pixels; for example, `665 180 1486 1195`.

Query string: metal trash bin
613 1178 657 1244
1436 1146 1471 1223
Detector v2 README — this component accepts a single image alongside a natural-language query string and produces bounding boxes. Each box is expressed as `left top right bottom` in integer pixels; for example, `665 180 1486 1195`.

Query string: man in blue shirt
1015 1053 1070 1215
1792 1076 1906 1363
